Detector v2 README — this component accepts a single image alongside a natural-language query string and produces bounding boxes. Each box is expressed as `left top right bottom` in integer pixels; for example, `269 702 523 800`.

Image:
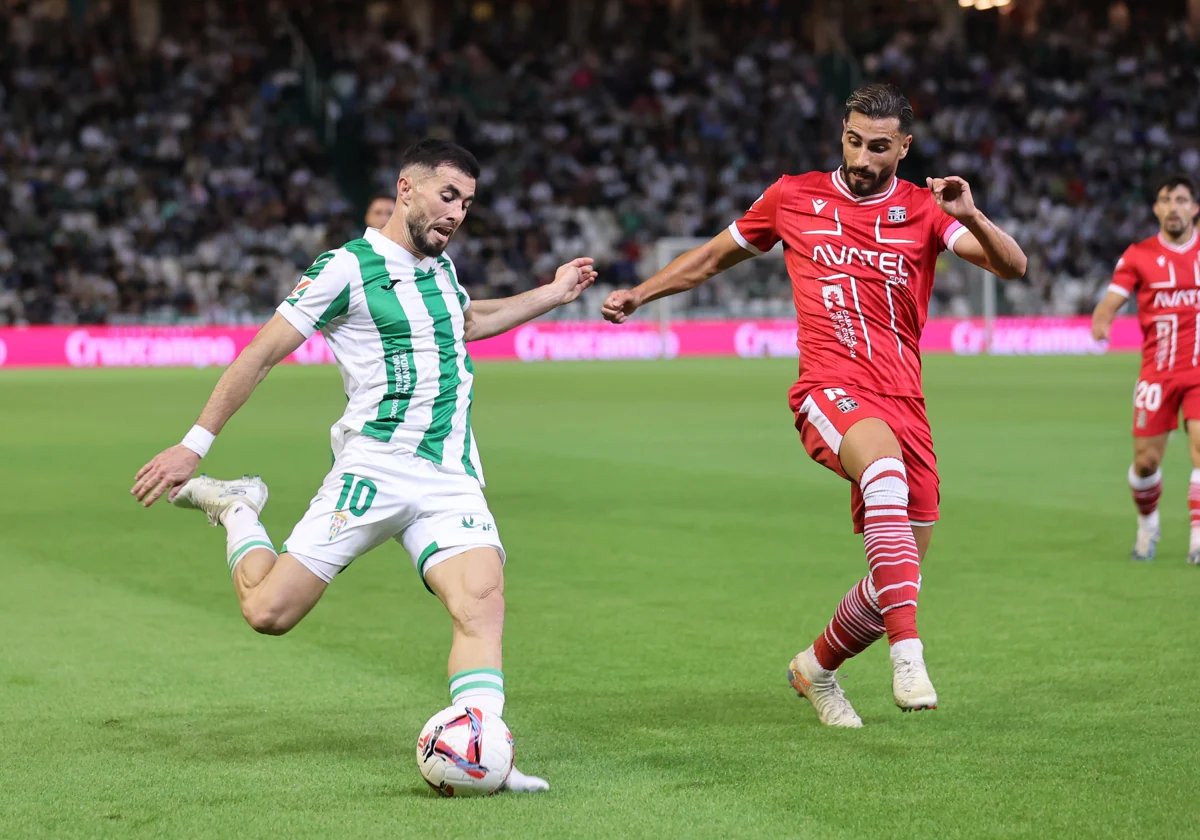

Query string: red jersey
1108 230 1200 380
730 170 965 397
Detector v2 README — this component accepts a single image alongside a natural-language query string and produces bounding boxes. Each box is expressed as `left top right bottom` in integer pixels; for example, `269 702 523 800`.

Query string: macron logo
812 199 828 215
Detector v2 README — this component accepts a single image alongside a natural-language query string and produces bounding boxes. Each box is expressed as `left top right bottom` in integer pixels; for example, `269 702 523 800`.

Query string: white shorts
282 429 505 588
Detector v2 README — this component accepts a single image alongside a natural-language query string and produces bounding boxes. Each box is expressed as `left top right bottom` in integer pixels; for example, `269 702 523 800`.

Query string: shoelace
812 675 853 715
894 659 920 693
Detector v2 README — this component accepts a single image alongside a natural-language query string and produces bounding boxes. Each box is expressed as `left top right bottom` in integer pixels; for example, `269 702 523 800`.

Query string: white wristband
181 425 216 458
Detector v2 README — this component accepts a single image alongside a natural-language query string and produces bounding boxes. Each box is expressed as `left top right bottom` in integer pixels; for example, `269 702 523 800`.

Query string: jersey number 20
1134 381 1163 412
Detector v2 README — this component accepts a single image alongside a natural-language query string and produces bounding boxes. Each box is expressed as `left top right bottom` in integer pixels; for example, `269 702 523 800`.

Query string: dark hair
1155 174 1197 202
844 84 914 134
399 139 480 180
368 193 395 205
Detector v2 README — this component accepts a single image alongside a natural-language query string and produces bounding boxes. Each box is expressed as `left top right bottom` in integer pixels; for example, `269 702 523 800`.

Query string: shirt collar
830 169 899 206
363 227 436 268
1158 229 1198 254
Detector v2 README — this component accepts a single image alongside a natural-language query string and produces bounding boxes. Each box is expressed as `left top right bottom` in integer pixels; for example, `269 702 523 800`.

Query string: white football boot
1131 526 1160 562
1186 531 1200 566
890 639 938 712
787 646 863 728
501 766 550 793
172 475 269 526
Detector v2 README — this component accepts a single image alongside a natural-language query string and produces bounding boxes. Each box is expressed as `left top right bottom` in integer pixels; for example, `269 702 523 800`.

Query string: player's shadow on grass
95 713 410 762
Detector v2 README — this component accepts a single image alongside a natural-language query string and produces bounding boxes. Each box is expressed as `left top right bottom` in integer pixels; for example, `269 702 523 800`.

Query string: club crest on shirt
888 206 907 223
329 511 348 541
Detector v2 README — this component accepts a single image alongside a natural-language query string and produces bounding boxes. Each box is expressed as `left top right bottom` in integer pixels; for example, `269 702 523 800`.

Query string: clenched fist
601 289 640 324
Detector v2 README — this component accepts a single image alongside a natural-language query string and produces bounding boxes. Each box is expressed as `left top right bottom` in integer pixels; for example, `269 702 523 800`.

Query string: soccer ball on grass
416 706 514 797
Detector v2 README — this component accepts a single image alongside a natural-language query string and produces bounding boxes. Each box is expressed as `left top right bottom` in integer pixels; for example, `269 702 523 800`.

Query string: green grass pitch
1 356 1197 839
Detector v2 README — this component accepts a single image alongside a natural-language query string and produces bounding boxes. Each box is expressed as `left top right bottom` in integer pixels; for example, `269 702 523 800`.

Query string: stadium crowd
0 0 345 325
2 0 1198 325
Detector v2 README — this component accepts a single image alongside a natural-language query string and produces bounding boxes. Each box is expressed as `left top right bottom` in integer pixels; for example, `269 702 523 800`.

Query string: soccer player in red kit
602 84 1026 727
1091 176 1200 564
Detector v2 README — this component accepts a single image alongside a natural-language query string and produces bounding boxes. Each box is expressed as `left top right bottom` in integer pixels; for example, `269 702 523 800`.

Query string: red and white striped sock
860 457 921 645
812 576 886 671
1129 465 1162 531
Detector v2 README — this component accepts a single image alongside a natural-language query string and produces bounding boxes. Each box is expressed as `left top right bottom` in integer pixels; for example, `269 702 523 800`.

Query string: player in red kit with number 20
602 85 1027 727
1091 176 1200 564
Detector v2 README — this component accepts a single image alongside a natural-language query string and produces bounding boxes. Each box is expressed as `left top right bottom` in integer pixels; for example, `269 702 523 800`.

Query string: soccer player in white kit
131 141 596 792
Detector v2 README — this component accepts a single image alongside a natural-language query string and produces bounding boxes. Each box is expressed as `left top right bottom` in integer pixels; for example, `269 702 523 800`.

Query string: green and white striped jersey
276 228 483 483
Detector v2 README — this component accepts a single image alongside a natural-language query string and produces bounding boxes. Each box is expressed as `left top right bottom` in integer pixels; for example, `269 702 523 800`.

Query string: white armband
181 425 216 458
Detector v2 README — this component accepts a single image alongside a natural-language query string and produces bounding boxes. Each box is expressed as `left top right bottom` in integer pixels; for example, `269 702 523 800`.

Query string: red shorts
1132 375 1200 437
791 383 940 534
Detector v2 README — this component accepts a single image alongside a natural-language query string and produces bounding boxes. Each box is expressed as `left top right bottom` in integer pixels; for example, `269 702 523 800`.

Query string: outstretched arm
193 314 307 433
601 229 755 323
463 257 596 342
928 176 1028 280
131 314 307 506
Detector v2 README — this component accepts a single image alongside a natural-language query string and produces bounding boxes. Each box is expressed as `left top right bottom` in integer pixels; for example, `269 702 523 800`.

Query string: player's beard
407 212 450 258
1162 215 1187 237
841 160 895 197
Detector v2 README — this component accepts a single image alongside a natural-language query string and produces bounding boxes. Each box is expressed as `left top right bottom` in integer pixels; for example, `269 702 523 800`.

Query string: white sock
221 502 276 576
804 646 835 678
890 638 924 662
1190 470 1200 550
449 668 505 717
1128 466 1162 490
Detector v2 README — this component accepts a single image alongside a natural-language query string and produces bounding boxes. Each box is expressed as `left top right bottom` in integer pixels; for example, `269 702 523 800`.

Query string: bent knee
242 602 297 636
1133 456 1162 477
450 584 505 635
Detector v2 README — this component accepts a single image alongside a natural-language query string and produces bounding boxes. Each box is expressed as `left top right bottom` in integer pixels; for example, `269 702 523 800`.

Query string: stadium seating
2 1 1198 323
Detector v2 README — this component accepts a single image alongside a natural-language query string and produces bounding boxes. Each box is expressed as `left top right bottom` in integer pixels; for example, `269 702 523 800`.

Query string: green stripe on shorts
417 542 440 595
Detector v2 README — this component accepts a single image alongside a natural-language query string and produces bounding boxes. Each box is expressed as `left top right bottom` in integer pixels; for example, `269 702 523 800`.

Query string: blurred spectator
2 1 1198 323
337 1 1200 317
364 194 395 229
0 0 347 325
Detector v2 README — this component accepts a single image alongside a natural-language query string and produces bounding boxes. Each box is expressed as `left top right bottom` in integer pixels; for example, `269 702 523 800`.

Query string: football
416 706 514 797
